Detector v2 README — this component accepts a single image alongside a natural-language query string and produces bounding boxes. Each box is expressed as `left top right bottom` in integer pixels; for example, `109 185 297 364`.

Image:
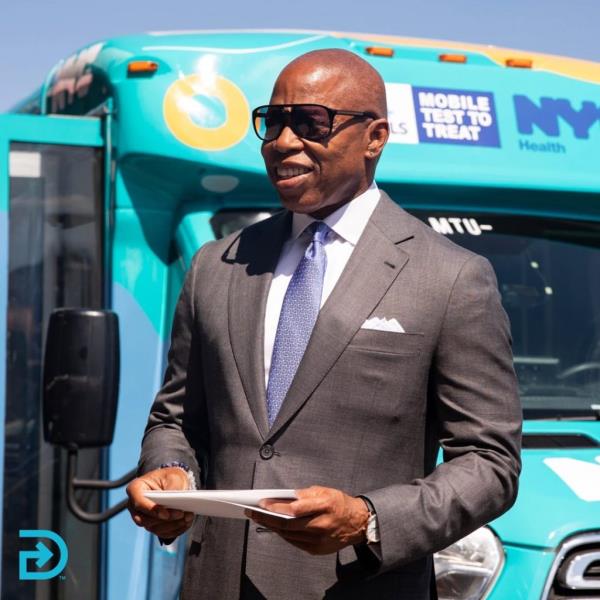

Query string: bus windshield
212 208 600 420
412 211 600 420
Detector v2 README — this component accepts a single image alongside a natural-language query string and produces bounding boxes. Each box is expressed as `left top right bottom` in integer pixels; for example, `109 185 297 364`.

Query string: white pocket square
361 317 405 333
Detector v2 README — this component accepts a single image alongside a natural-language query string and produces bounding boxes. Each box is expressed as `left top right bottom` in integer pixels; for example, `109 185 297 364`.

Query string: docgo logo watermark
19 530 68 580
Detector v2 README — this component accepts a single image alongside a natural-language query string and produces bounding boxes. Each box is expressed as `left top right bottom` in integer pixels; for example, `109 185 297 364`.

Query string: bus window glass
4 143 103 600
210 210 276 239
411 212 600 419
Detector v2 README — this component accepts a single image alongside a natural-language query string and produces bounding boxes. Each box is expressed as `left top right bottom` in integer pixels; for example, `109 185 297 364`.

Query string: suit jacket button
259 444 274 460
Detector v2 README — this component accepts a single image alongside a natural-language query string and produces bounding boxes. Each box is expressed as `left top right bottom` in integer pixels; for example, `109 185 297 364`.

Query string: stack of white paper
143 489 297 520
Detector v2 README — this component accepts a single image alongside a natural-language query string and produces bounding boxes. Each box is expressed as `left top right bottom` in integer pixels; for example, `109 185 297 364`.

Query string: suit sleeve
364 254 522 572
137 248 209 489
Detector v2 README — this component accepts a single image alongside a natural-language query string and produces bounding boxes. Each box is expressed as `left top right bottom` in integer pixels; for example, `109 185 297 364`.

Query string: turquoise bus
2 29 600 600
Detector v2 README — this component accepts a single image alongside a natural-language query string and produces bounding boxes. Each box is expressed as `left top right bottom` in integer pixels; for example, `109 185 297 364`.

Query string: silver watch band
357 495 380 544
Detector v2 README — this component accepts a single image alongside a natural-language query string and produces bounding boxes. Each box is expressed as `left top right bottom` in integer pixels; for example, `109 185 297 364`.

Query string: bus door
0 114 105 600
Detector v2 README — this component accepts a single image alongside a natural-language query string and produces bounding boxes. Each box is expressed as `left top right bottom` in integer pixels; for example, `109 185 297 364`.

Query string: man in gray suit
127 49 522 599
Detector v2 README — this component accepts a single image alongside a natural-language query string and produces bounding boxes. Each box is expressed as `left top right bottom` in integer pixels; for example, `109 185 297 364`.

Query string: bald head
261 48 390 218
273 49 388 117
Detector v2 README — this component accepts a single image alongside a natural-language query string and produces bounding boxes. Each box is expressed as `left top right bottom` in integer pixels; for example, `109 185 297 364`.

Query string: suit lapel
228 210 291 440
268 192 415 437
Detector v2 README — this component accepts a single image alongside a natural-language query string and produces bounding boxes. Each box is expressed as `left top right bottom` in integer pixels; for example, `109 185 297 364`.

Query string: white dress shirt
264 181 380 386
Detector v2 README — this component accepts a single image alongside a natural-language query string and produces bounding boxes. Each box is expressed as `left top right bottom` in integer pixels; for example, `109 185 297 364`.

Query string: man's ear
364 119 390 160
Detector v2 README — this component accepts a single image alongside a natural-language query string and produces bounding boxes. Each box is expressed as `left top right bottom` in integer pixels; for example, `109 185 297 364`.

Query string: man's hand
247 486 369 555
126 467 194 539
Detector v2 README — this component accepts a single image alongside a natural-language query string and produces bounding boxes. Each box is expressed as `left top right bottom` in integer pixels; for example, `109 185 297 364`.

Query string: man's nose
273 124 304 153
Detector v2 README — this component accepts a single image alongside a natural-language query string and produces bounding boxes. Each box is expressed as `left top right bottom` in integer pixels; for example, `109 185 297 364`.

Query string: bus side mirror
43 309 120 448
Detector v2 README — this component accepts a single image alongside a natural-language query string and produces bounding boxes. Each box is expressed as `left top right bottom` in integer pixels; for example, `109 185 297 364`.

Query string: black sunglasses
252 103 378 142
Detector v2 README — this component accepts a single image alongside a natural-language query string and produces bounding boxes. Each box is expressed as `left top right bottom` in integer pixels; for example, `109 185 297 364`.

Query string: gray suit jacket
138 191 522 599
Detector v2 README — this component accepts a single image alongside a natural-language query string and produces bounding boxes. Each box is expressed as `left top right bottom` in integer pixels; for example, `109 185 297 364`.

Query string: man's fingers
276 528 321 544
132 513 182 529
260 496 327 518
126 468 190 520
248 511 316 532
132 511 168 529
128 500 171 521
257 486 334 517
246 511 286 530
132 509 194 529
295 486 331 501
258 498 296 514
151 518 193 538
126 478 173 519
127 478 160 517
252 487 360 556
133 513 193 537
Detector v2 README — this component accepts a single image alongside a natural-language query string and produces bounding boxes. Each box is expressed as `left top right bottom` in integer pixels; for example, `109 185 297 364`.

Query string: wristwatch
358 495 380 544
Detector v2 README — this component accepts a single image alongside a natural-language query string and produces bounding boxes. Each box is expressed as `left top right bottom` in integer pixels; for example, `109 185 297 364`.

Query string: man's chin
278 193 320 215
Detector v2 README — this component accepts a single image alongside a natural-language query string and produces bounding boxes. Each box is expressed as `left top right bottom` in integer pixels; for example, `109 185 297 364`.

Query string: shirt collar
291 182 380 245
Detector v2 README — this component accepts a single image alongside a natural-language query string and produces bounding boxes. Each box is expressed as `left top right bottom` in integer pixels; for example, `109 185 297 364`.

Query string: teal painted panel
111 160 220 332
101 34 600 194
112 207 173 334
107 282 165 600
486 543 554 600
175 210 216 266
491 423 600 548
493 451 600 548
0 114 103 146
10 31 597 216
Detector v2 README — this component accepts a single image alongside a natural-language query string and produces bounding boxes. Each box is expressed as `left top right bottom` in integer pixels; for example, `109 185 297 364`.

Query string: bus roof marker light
439 54 467 64
506 58 533 69
365 47 394 58
127 61 159 75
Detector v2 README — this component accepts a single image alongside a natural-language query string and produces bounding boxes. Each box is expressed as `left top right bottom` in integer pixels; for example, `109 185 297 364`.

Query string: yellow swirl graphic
164 74 250 151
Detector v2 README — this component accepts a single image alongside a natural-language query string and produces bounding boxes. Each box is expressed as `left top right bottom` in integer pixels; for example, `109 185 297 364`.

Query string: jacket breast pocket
326 330 428 423
347 329 424 356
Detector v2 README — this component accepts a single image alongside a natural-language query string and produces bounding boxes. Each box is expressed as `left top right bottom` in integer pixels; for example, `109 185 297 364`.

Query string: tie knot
306 221 330 244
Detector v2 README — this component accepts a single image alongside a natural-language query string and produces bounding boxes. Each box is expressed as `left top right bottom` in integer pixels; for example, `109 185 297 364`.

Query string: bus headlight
434 526 504 600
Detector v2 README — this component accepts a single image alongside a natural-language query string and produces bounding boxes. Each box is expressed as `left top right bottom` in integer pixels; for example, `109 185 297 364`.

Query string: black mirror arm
67 447 137 523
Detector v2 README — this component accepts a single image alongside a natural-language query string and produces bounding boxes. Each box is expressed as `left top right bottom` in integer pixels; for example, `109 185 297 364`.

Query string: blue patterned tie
266 221 330 426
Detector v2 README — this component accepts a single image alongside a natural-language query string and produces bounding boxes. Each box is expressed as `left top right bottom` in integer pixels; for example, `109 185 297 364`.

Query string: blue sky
1 0 598 112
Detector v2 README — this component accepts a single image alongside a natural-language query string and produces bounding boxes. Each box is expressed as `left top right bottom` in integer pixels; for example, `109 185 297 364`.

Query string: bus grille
543 533 600 599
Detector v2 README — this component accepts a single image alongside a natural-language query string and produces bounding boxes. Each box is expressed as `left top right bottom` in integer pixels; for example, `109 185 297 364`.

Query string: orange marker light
365 47 395 58
505 58 533 69
127 61 159 74
439 54 468 64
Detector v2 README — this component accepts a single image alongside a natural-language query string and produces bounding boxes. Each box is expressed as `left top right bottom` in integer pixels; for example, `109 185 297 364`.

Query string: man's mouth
276 166 313 180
